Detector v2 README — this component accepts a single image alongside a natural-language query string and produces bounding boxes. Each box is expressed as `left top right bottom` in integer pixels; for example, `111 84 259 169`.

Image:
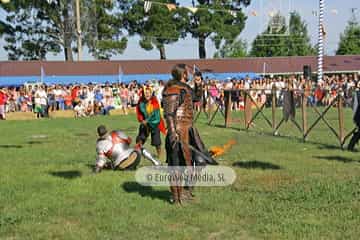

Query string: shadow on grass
85 163 114 171
257 131 303 141
213 124 240 131
314 155 359 163
26 140 48 145
308 141 342 150
73 133 91 137
49 170 82 179
86 163 95 170
122 181 170 203
232 160 282 170
212 125 346 150
0 144 23 148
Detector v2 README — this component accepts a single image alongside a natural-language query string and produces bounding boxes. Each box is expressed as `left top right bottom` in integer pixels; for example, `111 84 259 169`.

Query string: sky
0 0 359 61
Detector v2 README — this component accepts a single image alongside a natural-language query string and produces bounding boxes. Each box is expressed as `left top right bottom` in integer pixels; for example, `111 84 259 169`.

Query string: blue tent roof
0 72 260 86
202 72 260 80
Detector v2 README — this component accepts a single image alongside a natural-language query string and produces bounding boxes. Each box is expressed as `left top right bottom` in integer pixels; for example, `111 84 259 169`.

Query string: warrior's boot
181 186 195 201
170 185 181 205
177 186 183 204
156 146 162 159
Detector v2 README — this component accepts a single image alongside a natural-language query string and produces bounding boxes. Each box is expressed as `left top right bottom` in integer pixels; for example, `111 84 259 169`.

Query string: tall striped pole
76 0 82 61
318 0 325 82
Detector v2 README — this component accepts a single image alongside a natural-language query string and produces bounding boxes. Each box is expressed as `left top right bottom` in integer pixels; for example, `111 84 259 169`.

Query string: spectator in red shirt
314 85 324 106
0 87 8 120
71 85 80 107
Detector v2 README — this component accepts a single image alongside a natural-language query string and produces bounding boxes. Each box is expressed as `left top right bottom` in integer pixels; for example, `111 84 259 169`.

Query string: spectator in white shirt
74 101 86 118
53 85 65 110
34 85 47 118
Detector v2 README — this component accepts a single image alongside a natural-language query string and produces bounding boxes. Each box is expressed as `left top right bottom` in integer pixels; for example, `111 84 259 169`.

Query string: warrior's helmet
97 125 108 138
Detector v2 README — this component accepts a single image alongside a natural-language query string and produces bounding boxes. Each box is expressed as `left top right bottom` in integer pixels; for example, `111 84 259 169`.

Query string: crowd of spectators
0 81 147 119
217 73 359 110
0 73 358 120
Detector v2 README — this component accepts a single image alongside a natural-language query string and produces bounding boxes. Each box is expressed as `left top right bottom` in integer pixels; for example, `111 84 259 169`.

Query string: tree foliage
287 12 315 56
189 0 250 59
1 0 127 61
213 38 247 58
336 15 360 55
1 0 69 60
120 0 188 60
1 0 81 60
250 11 315 57
0 0 254 60
82 0 127 59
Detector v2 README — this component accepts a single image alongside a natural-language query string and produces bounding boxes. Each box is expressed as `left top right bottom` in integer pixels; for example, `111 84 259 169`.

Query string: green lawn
0 109 360 240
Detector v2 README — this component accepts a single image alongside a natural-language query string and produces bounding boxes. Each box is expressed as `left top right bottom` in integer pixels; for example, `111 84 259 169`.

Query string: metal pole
76 0 82 61
263 62 266 76
317 0 325 83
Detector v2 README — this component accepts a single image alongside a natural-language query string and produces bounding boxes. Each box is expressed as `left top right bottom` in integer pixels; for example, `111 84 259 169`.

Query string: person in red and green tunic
136 86 166 158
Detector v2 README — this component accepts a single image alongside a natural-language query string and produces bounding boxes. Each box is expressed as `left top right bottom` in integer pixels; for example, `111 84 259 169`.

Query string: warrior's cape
136 96 166 134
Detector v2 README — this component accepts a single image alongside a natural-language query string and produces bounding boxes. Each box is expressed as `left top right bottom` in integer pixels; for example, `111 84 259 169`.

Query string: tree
336 13 360 55
120 0 188 60
188 0 250 59
213 38 247 58
250 11 315 57
0 21 7 36
1 0 76 61
249 13 288 57
287 11 315 56
82 0 127 59
1 0 127 61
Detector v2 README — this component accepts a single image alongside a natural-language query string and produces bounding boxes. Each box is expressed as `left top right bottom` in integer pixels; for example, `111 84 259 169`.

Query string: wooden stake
338 92 345 147
271 85 276 133
301 92 308 141
224 90 232 128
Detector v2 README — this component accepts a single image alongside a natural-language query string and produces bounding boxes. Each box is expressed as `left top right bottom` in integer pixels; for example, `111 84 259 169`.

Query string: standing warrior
135 86 166 158
94 125 161 173
162 64 217 205
193 71 205 112
348 83 360 151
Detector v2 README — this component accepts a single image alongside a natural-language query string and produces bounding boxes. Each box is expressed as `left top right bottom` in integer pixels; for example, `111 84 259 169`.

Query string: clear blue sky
0 0 359 61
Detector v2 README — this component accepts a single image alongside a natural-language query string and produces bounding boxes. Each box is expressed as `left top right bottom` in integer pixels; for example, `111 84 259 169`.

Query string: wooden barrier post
206 95 212 119
244 91 248 129
271 85 277 133
338 91 345 148
301 93 308 142
224 90 232 128
244 90 253 129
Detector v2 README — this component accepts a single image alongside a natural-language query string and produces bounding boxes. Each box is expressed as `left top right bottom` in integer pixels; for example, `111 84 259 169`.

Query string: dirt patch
30 134 48 139
208 230 226 240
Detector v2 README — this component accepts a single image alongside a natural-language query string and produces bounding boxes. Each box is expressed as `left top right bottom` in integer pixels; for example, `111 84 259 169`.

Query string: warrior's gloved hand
169 131 179 147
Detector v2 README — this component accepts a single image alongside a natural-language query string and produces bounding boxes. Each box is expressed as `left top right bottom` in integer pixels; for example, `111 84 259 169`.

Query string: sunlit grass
0 110 359 239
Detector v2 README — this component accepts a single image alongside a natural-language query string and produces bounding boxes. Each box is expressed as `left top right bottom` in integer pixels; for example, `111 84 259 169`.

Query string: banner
40 66 45 83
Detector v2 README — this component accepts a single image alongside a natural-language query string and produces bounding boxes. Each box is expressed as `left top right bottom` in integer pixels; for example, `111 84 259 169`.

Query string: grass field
1 108 360 240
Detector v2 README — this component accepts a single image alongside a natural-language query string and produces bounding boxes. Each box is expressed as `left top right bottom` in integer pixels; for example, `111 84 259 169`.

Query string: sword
179 140 218 165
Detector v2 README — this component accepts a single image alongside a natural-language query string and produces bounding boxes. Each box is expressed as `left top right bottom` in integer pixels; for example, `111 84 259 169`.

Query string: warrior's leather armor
162 81 193 166
163 79 218 203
